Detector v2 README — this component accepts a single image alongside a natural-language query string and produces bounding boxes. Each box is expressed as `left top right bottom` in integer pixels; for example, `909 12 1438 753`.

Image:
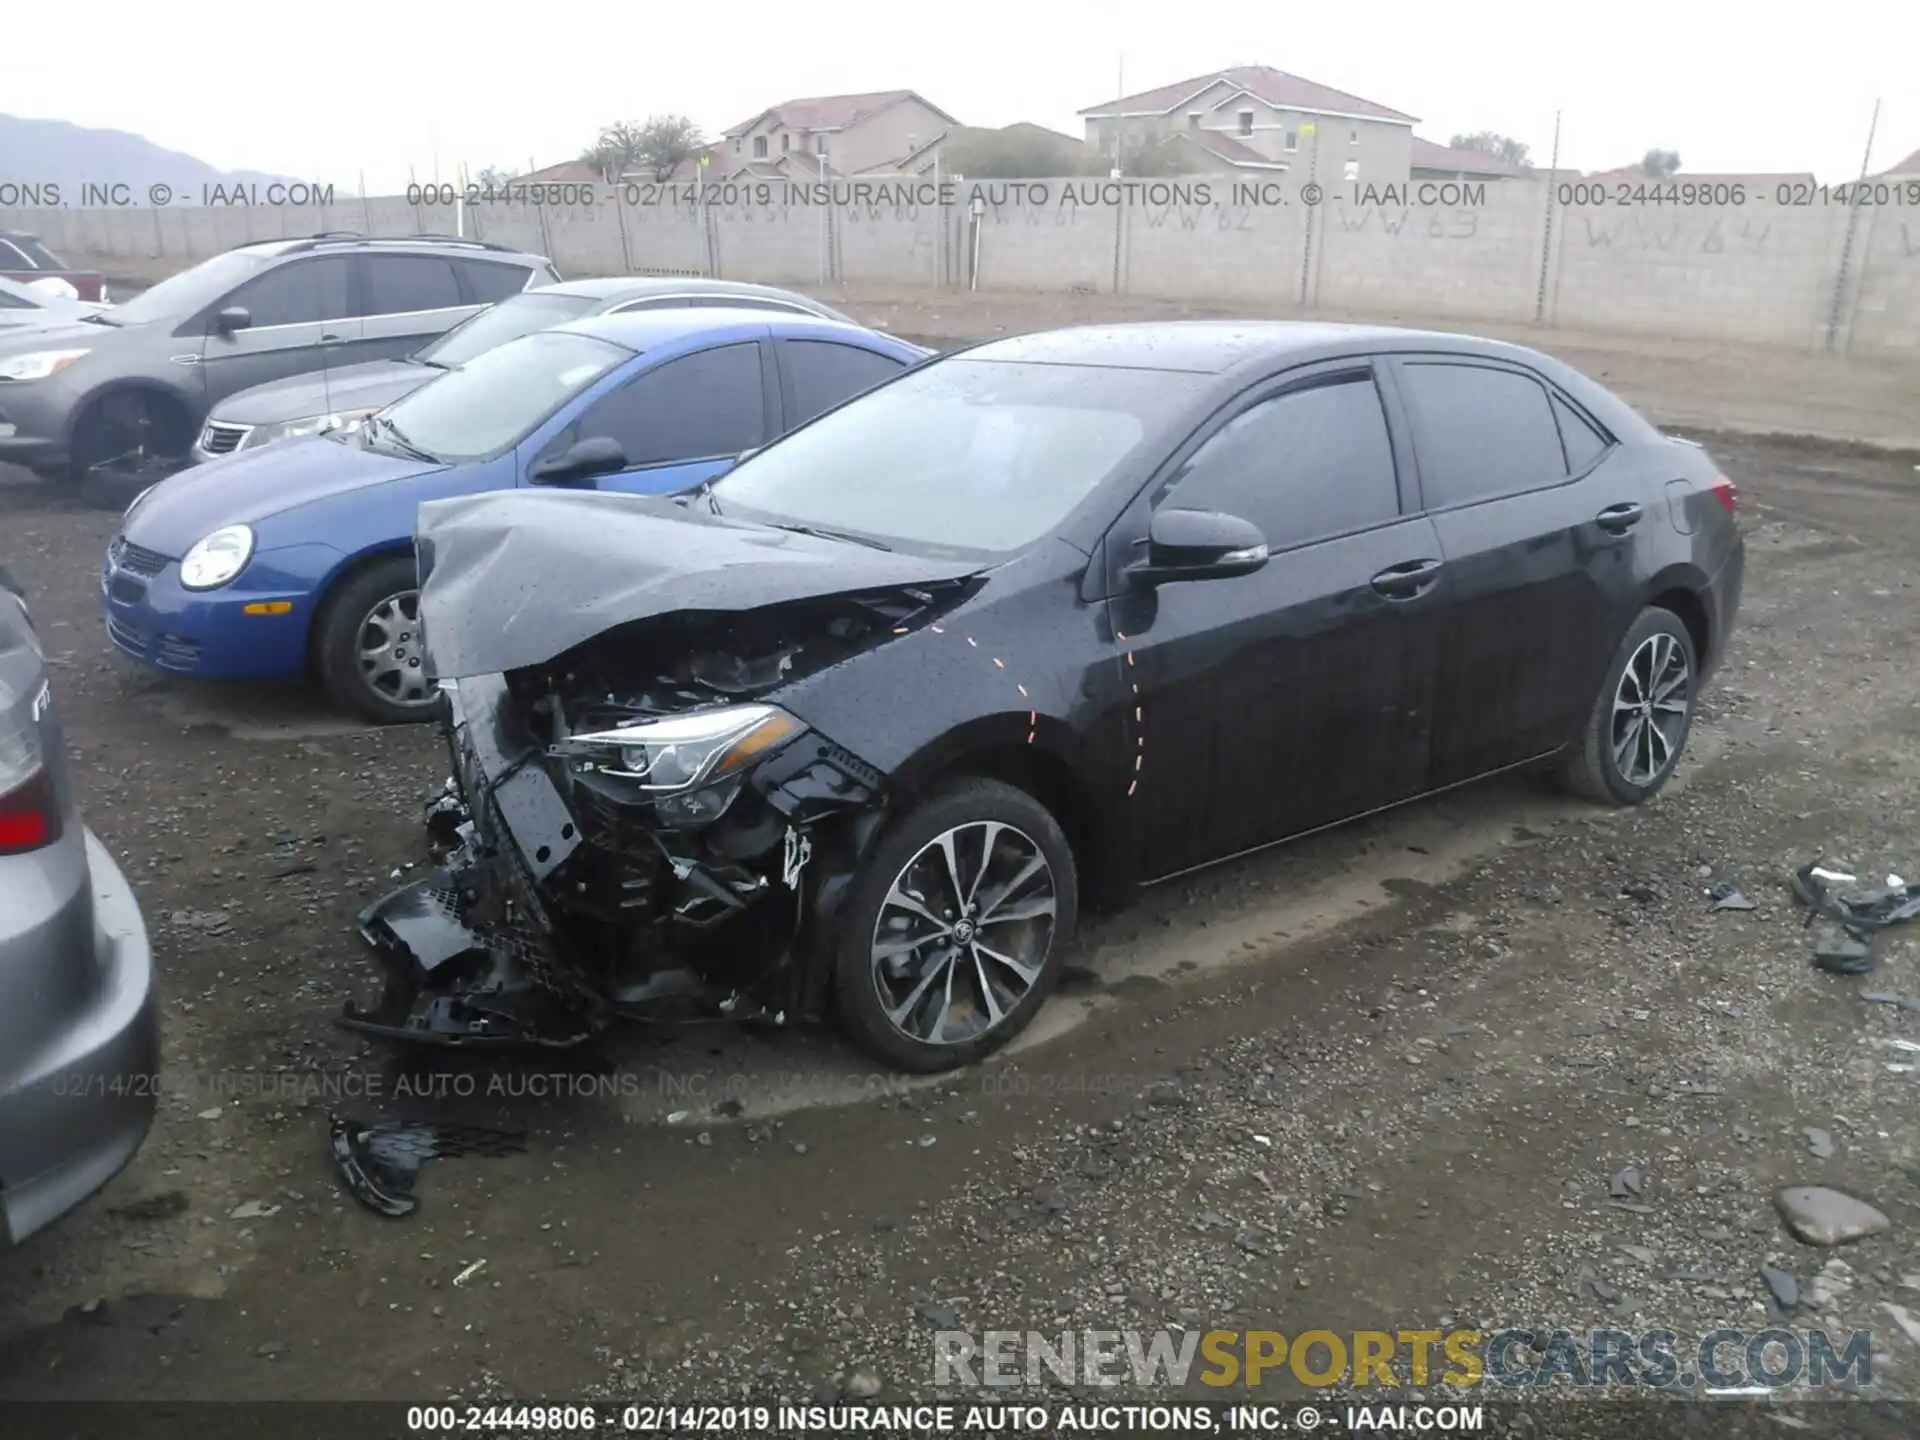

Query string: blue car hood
124 435 447 555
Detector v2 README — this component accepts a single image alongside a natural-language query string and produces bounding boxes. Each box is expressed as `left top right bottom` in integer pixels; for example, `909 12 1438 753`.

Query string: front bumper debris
339 670 888 1050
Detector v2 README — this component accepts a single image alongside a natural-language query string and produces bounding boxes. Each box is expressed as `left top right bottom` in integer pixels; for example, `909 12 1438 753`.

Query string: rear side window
1157 374 1401 550
1552 392 1610 473
360 255 463 315
223 256 352 326
1396 362 1568 508
458 259 533 303
572 342 766 466
783 340 907 426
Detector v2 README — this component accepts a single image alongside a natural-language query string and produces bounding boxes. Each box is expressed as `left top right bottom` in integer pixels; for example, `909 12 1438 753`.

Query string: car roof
235 234 548 262
959 320 1523 374
553 307 885 349
537 276 828 306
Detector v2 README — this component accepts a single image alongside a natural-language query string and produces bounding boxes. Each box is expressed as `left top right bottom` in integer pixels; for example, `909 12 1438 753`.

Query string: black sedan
348 321 1744 1073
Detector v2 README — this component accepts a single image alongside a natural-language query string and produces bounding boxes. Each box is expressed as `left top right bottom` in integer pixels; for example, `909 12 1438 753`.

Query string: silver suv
0 232 557 484
0 565 160 1244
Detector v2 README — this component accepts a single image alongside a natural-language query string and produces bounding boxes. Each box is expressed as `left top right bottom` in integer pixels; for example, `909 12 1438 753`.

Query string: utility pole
1825 97 1881 354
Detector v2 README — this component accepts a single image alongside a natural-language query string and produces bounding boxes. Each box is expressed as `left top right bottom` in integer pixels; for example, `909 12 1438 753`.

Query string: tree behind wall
582 116 708 183
1640 148 1682 177
1447 131 1532 168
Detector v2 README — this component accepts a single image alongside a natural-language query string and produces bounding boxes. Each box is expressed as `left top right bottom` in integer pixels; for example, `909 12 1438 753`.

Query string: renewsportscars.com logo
932 1326 1874 1391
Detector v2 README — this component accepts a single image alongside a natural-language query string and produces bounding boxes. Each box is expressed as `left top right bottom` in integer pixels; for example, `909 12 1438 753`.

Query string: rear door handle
1596 502 1644 534
1370 558 1444 600
320 333 346 343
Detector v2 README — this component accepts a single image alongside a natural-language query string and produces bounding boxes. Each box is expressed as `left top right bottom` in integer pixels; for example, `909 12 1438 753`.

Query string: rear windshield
415 290 601 368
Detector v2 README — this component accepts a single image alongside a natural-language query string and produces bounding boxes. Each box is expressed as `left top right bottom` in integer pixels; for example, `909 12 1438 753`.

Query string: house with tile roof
1077 65 1417 182
721 90 960 179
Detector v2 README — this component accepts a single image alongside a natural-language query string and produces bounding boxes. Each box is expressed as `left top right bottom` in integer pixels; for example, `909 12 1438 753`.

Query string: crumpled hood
125 435 446 554
414 489 987 680
210 360 432 426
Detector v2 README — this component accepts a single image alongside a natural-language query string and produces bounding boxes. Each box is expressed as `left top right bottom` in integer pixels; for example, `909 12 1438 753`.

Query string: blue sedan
102 309 926 721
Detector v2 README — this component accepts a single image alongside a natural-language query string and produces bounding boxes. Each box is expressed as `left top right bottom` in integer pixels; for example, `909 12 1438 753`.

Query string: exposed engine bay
340 583 969 1049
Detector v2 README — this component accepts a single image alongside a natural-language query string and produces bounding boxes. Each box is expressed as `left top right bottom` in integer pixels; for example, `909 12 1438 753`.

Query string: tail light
1709 474 1738 514
0 680 60 856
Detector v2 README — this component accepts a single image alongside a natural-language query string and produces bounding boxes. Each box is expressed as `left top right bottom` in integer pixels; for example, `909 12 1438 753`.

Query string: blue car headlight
178 525 255 590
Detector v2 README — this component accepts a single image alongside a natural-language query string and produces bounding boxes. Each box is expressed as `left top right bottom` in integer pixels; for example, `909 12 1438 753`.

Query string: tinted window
0 288 32 310
713 359 1204 558
785 340 906 425
1396 362 1568 508
416 290 599 368
1157 375 1400 549
1552 392 1610 472
360 255 463 315
0 240 32 268
570 342 765 465
4 236 62 268
458 259 533 303
223 256 352 327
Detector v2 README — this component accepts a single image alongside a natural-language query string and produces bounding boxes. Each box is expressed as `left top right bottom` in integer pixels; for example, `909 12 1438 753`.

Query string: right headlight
244 409 375 448
565 704 804 792
178 525 255 591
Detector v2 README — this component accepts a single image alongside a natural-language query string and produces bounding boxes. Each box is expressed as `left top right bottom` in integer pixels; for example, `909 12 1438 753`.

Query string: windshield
107 249 273 326
375 329 630 462
415 290 601 368
711 359 1201 556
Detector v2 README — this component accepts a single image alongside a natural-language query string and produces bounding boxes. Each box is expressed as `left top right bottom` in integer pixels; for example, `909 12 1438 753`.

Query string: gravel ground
2 295 1920 1425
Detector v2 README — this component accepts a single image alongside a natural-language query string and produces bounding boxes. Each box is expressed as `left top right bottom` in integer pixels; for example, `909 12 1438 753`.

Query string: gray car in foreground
0 565 159 1244
190 277 863 462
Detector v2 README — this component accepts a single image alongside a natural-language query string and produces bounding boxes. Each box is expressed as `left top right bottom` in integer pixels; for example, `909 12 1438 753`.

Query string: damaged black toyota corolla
343 321 1744 1072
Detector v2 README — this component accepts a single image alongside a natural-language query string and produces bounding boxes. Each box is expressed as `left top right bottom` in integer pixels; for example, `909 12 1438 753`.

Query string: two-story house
721 90 961 179
1078 65 1417 183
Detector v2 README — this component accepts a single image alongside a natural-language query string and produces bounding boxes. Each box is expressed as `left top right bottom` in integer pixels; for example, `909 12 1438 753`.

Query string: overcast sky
7 1 1914 191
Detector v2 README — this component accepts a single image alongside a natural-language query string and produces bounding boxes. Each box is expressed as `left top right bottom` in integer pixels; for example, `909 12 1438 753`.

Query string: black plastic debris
1706 881 1757 912
1791 860 1920 977
1860 991 1920 1014
1791 862 1920 937
330 1115 525 1219
1813 936 1877 976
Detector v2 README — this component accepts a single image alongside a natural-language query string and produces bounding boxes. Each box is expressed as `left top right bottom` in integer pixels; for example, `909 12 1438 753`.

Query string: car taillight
0 768 59 853
1710 475 1738 514
0 685 59 855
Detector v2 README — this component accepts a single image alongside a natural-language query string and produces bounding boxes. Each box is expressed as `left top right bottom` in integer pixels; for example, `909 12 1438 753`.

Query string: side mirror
1127 508 1269 586
528 434 627 483
213 305 252 335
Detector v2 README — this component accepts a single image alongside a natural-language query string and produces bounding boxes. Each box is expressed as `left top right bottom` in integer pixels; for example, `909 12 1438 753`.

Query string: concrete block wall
6 177 1918 357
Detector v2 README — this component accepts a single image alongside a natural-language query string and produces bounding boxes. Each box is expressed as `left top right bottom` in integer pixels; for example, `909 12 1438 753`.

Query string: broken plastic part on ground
1790 858 1920 977
1706 880 1757 911
329 1115 526 1219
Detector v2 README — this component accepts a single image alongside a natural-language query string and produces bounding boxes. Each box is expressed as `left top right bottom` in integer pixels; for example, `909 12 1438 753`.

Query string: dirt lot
4 289 1920 1422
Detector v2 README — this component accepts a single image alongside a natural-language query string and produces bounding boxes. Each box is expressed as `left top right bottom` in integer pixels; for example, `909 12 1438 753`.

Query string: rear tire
832 778 1079 1073
1558 606 1698 806
314 555 438 725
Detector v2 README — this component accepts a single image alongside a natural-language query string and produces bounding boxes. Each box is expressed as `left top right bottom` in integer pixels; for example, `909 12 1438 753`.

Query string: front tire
1558 606 1698 806
314 556 438 725
832 778 1079 1073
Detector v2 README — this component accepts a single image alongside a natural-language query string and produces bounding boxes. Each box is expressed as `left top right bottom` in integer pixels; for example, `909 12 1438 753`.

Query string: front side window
1156 375 1401 550
222 256 352 327
559 342 765 466
375 330 629 462
1396 362 1570 509
712 359 1204 558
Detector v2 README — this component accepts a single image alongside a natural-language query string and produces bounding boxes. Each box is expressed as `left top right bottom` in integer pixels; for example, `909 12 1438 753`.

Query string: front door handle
1370 558 1444 600
319 333 346 344
1596 502 1644 534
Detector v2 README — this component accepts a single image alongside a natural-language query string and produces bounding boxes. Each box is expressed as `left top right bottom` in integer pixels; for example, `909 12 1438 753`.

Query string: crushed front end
341 590 951 1047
